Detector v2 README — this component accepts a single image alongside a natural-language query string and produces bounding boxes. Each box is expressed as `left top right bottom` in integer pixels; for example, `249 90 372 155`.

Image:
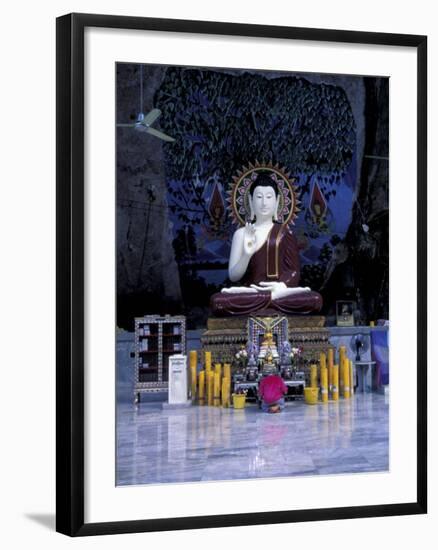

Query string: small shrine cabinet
133 315 186 403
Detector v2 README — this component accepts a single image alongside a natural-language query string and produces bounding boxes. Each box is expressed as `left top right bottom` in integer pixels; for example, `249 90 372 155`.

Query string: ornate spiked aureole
226 160 301 226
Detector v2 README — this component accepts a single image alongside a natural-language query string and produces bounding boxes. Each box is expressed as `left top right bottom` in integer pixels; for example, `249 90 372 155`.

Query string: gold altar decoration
201 315 329 365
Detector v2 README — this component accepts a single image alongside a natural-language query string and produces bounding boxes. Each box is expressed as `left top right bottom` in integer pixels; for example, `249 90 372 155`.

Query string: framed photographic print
56 13 427 536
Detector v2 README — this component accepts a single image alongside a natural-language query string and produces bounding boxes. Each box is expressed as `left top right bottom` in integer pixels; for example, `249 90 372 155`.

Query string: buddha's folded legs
210 291 271 317
210 290 323 317
272 290 323 314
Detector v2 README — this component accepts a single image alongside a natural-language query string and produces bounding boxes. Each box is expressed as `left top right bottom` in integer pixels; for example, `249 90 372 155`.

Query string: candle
189 350 197 368
327 348 334 395
221 377 230 407
207 370 214 406
342 356 350 399
205 351 212 374
198 370 205 405
189 351 197 401
320 352 327 369
332 365 339 401
320 366 328 403
349 359 355 396
223 363 231 381
370 321 375 327
214 363 222 380
190 364 197 401
213 372 221 406
339 346 346 394
310 364 318 388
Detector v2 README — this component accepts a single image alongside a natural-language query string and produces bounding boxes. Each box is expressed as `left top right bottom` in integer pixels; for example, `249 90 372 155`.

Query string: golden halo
226 161 300 226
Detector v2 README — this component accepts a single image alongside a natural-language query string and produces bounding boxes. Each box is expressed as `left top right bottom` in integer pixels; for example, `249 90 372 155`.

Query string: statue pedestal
201 315 330 364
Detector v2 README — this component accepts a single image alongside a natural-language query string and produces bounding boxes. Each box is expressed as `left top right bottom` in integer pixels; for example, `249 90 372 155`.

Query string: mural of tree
155 68 356 227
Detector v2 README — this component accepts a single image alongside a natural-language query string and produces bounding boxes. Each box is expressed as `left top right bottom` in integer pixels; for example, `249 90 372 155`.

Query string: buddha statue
210 169 323 317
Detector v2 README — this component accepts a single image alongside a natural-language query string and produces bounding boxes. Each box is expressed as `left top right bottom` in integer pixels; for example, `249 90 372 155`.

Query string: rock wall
116 64 181 328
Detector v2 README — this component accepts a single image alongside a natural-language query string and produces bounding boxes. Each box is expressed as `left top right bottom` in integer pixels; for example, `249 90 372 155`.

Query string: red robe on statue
210 223 322 317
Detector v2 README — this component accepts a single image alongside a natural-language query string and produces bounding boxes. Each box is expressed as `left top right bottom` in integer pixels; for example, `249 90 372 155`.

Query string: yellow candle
320 366 328 403
207 371 214 406
221 377 230 407
205 351 212 374
349 359 355 396
198 370 205 405
213 372 221 406
190 363 197 401
327 348 334 394
223 363 231 381
310 364 318 388
189 349 197 366
214 363 222 380
332 364 339 401
188 351 197 401
339 347 346 394
320 352 327 369
342 357 350 399
370 321 375 327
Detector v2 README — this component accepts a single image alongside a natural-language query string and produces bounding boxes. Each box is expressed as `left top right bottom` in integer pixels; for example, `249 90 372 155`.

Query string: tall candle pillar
198 370 205 405
207 370 214 406
332 364 339 401
221 377 230 407
349 359 355 396
213 372 221 406
205 351 212 375
214 363 222 380
223 363 231 381
327 348 334 395
342 357 350 399
320 366 328 403
319 352 327 370
339 346 346 394
189 351 197 401
310 364 318 388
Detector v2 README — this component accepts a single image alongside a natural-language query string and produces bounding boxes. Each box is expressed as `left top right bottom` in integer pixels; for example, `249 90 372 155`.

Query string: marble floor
116 393 389 486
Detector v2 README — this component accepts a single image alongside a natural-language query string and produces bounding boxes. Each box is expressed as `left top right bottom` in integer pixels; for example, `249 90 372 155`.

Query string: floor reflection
116 393 389 485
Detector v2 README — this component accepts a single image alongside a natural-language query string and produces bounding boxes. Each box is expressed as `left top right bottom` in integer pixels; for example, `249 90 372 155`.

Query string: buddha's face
250 185 279 220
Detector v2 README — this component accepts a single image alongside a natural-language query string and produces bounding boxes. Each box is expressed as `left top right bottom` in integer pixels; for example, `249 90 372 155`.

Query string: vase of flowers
234 347 248 370
290 346 303 376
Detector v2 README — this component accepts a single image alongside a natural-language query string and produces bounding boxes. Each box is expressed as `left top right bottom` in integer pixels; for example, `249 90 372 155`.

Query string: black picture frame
56 12 427 537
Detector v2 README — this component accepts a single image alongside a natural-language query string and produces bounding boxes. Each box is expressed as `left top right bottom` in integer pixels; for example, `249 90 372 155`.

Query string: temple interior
116 63 389 487
117 331 388 485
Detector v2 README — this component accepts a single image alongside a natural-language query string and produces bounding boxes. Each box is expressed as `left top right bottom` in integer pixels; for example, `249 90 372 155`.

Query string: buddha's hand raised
243 222 257 256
